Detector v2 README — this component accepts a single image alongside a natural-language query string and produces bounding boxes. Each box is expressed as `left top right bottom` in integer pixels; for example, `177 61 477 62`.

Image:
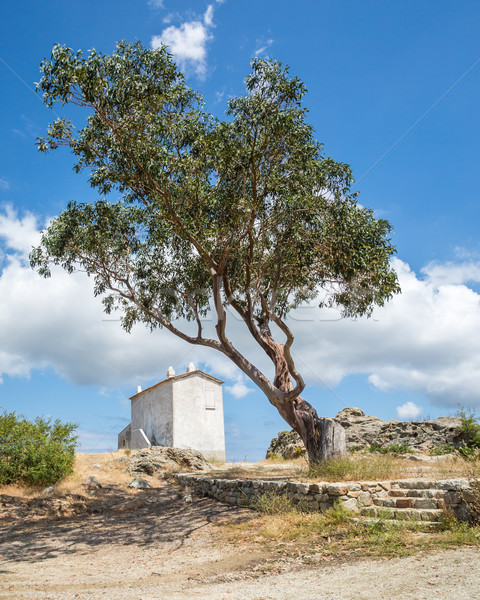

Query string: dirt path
0 477 479 600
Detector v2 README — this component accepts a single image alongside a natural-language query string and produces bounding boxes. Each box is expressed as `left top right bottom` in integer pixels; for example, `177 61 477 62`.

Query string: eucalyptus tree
32 42 399 462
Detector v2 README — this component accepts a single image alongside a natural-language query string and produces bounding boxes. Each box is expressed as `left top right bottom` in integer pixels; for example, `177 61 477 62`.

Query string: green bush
0 409 78 486
367 442 413 455
458 408 480 449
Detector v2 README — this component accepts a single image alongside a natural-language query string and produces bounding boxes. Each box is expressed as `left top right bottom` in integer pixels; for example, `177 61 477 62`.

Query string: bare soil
1 453 479 600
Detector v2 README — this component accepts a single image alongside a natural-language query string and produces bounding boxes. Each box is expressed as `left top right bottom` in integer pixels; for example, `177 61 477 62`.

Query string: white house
118 363 225 461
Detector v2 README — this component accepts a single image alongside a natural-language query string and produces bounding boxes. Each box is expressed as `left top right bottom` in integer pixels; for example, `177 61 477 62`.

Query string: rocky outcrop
267 407 467 458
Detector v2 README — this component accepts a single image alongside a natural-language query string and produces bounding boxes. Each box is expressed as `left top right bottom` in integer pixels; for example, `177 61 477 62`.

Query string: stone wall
173 473 477 522
266 407 468 458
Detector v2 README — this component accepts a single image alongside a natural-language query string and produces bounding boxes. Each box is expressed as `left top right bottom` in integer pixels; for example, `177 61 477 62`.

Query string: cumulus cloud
0 206 211 387
3 206 480 410
254 38 274 57
151 5 216 77
147 0 164 9
225 375 254 399
396 401 423 420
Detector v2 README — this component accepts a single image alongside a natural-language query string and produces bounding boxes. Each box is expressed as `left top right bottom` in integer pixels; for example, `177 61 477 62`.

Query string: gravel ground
1 460 479 600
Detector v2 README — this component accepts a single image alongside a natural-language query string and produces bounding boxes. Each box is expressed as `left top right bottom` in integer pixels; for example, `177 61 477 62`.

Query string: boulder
126 446 212 475
266 408 467 458
128 477 151 489
266 430 307 459
82 476 102 490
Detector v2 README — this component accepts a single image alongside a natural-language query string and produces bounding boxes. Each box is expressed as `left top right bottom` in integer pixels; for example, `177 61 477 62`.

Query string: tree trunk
288 397 346 464
270 358 346 464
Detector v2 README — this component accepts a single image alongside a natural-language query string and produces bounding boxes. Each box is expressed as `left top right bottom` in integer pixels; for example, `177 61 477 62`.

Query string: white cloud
421 260 480 286
255 38 274 57
0 204 40 255
396 401 423 420
225 375 254 399
204 4 214 27
147 0 164 9
3 205 480 411
151 5 216 77
0 178 9 191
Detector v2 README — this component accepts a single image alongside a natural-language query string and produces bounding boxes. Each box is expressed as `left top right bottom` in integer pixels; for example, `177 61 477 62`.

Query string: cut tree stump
318 417 346 461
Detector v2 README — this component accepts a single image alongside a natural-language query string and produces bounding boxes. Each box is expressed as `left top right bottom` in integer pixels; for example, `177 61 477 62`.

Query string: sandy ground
1 453 479 599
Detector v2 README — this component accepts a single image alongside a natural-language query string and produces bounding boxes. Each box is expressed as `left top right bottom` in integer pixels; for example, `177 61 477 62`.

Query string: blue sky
1 0 480 460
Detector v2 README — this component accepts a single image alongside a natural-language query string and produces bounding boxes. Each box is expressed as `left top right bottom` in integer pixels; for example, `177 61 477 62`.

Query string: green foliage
323 500 354 525
458 407 480 449
266 452 284 461
292 445 305 458
367 442 413 455
430 443 454 456
0 410 78 486
32 42 398 334
30 42 400 428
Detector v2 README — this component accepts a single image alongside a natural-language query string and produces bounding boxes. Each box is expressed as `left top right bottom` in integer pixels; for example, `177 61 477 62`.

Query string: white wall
172 374 225 461
131 380 174 447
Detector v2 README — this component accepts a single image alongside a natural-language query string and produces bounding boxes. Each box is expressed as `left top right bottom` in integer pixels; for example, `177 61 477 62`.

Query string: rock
267 408 467 458
43 486 54 494
182 493 193 502
126 446 212 475
128 477 151 489
266 430 307 460
82 476 102 490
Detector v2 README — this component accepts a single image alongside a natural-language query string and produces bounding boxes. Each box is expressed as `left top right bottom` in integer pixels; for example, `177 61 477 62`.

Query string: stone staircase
359 479 467 524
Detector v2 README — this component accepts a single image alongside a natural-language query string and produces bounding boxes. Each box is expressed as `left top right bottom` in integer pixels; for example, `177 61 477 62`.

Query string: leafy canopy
32 41 399 395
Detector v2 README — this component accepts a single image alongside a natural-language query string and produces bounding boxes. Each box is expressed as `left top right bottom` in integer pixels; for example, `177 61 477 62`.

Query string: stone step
374 497 440 509
389 488 445 498
389 479 468 491
354 517 442 528
359 506 445 522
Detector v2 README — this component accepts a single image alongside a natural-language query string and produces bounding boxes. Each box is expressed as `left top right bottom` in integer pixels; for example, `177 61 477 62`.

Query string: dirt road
1 477 479 600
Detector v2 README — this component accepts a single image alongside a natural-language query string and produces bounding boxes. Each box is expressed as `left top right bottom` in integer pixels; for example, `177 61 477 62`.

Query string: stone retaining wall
173 473 477 522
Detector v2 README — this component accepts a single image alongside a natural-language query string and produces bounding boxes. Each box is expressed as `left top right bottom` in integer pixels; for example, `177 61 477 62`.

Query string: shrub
0 409 78 486
430 444 454 456
458 407 480 449
368 442 413 455
250 491 301 515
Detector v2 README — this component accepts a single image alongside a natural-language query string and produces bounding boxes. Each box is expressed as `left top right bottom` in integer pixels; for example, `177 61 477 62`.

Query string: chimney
137 385 142 394
187 362 196 373
167 366 176 378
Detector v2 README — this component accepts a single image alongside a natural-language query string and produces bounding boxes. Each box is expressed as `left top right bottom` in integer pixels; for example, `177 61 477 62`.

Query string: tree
31 41 400 463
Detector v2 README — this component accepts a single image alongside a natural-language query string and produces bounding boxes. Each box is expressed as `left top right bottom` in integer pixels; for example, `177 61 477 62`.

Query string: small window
205 389 216 410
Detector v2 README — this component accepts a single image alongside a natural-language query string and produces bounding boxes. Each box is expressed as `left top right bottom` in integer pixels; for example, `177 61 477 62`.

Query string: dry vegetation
2 450 479 566
214 452 480 483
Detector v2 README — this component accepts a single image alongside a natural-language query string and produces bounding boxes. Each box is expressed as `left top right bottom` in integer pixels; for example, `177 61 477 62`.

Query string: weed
368 442 413 455
266 452 285 461
250 491 302 515
430 444 454 455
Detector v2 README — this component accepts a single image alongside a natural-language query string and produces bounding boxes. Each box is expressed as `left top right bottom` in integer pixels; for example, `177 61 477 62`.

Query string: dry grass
226 497 480 559
305 454 407 482
218 453 480 483
0 450 152 499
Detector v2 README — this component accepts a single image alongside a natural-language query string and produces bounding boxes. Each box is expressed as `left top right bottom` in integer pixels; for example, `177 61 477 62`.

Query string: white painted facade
118 367 225 461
